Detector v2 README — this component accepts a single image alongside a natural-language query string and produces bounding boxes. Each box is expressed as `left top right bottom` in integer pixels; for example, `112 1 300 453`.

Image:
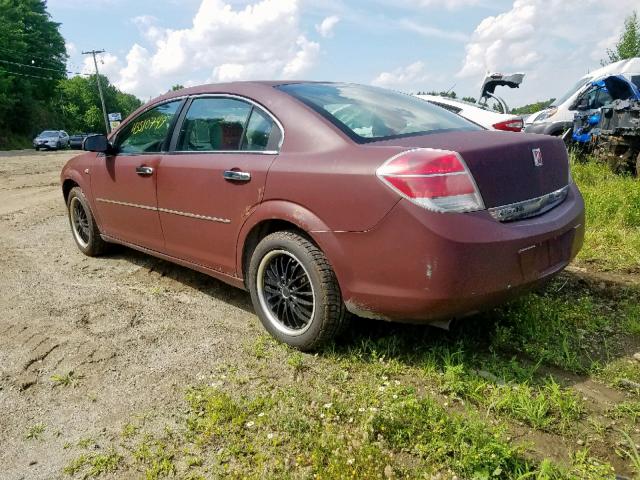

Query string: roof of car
155 80 329 102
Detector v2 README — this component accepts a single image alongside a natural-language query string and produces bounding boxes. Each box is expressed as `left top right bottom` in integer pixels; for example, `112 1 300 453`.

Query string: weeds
51 371 83 388
63 450 121 478
25 423 45 440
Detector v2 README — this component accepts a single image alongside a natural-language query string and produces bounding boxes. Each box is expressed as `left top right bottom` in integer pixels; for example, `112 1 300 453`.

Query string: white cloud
96 0 319 99
390 0 483 9
457 0 639 103
398 19 468 42
371 61 432 89
316 15 340 38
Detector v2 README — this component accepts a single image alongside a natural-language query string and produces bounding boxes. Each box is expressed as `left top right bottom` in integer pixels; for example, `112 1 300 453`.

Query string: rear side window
117 101 182 154
177 98 251 151
278 83 479 143
177 97 280 152
241 108 275 151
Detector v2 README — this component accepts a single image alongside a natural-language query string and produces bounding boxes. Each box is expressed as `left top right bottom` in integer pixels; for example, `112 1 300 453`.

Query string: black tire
247 231 346 351
66 187 108 256
35 147 39 151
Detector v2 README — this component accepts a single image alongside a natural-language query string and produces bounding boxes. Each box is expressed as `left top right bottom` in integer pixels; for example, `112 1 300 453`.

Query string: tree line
0 0 141 149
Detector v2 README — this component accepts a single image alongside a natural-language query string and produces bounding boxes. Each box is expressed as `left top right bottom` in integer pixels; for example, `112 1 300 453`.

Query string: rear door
90 100 183 251
157 95 282 275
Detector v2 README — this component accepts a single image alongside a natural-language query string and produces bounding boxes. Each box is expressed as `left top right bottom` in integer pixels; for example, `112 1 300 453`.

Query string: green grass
571 158 640 272
64 384 614 479
63 450 122 478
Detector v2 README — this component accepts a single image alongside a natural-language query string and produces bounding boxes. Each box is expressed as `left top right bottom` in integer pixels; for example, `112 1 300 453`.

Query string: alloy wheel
256 250 316 336
70 197 91 248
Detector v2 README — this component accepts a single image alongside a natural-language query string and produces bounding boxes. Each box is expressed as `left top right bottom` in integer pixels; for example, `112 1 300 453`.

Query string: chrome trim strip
95 198 231 224
488 185 570 222
96 198 157 211
157 207 231 224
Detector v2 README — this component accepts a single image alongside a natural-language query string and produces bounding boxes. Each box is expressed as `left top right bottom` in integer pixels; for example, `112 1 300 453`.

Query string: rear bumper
316 183 584 322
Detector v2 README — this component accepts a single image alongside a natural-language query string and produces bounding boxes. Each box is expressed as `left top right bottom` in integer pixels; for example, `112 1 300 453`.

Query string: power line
0 58 66 74
0 58 89 76
0 45 66 65
0 66 55 80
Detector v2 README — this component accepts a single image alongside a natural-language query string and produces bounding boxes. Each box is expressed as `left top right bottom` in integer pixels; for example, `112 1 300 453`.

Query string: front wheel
67 187 108 256
247 231 346 351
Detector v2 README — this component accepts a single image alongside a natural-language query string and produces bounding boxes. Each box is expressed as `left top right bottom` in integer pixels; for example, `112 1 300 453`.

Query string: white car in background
416 72 525 132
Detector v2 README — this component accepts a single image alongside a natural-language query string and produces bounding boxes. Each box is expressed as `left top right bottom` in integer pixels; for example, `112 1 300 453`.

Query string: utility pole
82 49 110 134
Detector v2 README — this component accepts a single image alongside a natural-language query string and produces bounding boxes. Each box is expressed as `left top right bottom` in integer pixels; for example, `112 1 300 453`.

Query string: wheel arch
236 201 338 283
62 178 79 202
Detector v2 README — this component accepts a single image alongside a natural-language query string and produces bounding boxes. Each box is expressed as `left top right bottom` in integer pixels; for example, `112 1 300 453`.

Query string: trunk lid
373 131 569 209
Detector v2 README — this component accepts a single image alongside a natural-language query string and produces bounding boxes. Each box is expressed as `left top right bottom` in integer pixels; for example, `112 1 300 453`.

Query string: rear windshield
277 83 480 142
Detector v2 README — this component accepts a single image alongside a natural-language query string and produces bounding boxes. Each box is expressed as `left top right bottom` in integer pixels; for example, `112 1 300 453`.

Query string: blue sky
48 0 636 107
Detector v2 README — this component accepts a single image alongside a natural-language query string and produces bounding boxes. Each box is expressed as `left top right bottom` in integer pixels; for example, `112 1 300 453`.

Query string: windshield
551 79 590 107
278 83 480 142
40 131 59 137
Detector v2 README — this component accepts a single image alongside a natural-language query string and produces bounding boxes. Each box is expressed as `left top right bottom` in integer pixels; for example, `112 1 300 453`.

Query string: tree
58 75 142 133
171 84 185 91
604 11 640 64
511 99 556 115
0 0 67 146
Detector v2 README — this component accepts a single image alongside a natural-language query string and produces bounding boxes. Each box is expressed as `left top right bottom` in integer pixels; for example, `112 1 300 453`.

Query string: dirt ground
0 150 266 479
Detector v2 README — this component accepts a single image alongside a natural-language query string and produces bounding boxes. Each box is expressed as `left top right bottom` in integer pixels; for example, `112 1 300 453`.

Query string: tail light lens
493 119 524 132
376 148 485 213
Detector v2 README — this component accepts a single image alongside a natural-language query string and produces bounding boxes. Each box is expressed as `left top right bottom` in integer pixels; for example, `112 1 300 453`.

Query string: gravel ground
0 150 264 479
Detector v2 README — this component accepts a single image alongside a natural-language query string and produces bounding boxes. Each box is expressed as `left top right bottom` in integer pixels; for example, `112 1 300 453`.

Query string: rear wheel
247 231 346 351
67 187 108 256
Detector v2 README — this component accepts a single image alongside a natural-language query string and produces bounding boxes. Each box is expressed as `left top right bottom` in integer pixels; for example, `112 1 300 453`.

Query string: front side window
117 101 182 154
278 83 479 142
177 98 252 151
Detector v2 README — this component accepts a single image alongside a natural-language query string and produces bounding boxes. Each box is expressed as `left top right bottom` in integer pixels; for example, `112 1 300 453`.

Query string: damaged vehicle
525 57 640 137
596 82 640 175
571 75 640 175
417 72 525 132
61 82 584 350
571 75 639 144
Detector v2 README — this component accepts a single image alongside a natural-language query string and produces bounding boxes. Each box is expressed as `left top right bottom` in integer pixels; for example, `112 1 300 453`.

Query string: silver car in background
33 130 70 151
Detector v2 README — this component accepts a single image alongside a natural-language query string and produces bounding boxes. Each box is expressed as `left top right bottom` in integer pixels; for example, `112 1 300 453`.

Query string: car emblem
532 148 543 167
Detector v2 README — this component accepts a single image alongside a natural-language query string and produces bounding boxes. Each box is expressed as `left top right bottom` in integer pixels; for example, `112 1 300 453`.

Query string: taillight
376 148 485 213
493 119 524 132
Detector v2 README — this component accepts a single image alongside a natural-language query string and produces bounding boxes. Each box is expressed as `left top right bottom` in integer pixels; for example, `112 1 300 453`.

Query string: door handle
223 170 251 182
136 166 154 176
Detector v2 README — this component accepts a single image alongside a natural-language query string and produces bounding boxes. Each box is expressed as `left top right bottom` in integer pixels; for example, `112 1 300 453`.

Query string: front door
157 96 282 275
90 100 183 252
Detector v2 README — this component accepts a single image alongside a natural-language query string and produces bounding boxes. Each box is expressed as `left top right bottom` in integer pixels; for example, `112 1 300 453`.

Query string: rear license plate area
518 229 574 279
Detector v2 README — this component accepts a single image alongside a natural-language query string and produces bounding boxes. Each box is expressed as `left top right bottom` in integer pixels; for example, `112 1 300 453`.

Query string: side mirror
83 134 111 153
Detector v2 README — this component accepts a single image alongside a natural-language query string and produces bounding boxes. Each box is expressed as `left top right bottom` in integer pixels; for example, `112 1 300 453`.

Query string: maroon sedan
60 82 584 350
